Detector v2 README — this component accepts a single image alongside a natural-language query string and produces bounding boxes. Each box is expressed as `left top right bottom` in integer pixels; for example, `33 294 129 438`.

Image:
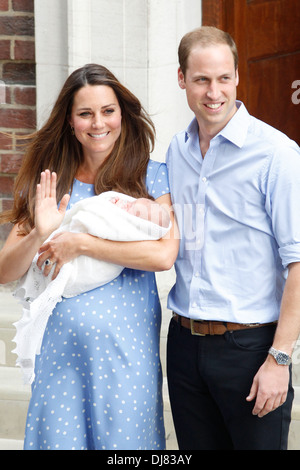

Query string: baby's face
127 198 153 219
129 198 170 227
110 196 170 227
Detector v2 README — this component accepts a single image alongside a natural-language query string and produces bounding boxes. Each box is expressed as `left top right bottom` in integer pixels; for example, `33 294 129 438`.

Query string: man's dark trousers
167 317 294 450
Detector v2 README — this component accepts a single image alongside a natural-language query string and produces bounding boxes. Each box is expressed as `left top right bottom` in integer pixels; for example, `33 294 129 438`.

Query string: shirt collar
185 118 199 143
218 101 250 148
184 101 250 148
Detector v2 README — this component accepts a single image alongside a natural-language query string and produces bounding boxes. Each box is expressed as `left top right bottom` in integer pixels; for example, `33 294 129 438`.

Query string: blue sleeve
146 160 170 199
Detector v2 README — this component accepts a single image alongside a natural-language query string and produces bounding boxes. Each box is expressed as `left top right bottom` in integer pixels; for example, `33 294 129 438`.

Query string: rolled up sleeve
266 144 300 268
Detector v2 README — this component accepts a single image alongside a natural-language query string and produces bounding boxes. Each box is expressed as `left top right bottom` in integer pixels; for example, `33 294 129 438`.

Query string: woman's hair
0 64 155 234
178 26 239 77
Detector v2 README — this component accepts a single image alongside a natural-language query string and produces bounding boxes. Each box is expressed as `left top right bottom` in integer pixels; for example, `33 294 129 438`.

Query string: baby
13 191 172 383
110 196 170 228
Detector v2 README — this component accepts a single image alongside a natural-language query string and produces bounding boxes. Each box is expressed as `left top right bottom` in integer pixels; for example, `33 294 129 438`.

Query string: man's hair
178 26 239 76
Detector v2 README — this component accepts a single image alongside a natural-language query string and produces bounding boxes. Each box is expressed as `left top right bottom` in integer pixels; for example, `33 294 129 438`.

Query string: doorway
202 0 300 144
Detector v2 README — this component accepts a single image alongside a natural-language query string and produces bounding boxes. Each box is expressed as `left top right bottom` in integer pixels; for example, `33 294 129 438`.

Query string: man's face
178 44 239 137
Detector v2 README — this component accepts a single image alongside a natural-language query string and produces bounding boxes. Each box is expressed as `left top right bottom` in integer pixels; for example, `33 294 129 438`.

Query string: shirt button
202 177 207 183
192 302 198 308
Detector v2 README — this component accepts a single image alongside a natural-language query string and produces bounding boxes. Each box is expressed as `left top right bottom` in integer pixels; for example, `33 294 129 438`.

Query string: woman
0 64 178 450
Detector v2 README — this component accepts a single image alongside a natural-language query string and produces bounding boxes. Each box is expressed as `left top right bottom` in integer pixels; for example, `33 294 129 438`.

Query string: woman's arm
37 193 180 278
0 170 70 284
0 225 45 284
80 193 179 271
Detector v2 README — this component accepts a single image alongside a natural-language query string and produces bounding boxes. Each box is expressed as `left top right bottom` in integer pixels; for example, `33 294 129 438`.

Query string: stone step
0 292 22 367
0 367 31 441
288 385 300 450
292 385 300 419
0 439 24 450
0 291 22 322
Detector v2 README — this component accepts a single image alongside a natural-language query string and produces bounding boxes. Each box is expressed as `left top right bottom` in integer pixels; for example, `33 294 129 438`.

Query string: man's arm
247 262 300 417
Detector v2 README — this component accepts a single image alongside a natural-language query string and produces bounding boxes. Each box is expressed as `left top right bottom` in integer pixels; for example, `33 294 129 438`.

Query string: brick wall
0 0 36 243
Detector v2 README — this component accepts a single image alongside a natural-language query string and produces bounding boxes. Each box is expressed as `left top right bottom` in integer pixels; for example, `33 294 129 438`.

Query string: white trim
34 0 69 127
67 0 92 73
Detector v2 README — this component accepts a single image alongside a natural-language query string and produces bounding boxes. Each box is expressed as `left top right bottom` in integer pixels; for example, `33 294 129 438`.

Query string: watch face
276 352 290 365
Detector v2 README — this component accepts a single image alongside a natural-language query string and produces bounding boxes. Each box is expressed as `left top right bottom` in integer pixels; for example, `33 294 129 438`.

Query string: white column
147 0 202 160
88 0 149 106
34 0 69 126
67 0 92 73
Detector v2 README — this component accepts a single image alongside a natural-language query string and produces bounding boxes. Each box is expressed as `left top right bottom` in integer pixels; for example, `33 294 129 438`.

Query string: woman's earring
71 126 75 135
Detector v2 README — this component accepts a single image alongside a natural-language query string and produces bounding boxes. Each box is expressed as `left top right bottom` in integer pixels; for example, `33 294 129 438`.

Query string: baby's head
111 195 170 228
128 198 170 228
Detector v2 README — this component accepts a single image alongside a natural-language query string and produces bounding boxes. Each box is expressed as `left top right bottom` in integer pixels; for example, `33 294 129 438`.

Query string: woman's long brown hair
0 64 155 235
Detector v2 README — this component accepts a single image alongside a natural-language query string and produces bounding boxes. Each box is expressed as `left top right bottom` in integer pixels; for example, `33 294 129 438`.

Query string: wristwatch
268 347 291 366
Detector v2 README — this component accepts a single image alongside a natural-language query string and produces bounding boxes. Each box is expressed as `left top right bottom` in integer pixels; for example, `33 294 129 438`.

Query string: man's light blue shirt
166 101 300 323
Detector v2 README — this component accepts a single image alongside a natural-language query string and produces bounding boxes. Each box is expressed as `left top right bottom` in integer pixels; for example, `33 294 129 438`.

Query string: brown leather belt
172 313 277 336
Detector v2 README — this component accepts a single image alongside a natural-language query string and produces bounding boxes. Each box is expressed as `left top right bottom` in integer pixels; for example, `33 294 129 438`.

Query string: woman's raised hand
35 170 70 241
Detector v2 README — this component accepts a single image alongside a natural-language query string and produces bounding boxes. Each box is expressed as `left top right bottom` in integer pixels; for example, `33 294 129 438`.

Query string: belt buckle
190 319 206 336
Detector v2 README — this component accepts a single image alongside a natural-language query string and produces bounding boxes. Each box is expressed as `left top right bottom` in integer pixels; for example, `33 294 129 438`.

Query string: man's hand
246 356 290 417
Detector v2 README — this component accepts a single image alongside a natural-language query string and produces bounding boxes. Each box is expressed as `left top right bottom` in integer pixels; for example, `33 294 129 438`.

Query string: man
166 26 300 450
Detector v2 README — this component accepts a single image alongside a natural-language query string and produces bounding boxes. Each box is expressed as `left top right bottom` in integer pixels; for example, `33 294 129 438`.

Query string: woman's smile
88 131 110 139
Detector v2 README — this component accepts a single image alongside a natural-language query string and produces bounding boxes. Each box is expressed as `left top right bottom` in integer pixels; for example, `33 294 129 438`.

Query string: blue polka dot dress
23 160 170 450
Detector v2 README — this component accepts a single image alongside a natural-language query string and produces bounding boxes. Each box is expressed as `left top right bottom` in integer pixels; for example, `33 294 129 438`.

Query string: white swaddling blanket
13 191 171 384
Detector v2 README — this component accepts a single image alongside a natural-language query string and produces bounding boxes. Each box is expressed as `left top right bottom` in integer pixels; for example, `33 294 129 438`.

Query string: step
0 439 23 450
288 385 300 450
0 292 22 367
0 367 31 441
0 291 22 322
